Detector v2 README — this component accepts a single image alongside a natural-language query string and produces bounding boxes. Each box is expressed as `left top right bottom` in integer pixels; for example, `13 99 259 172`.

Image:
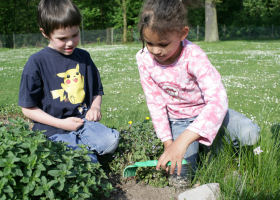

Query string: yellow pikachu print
51 64 85 104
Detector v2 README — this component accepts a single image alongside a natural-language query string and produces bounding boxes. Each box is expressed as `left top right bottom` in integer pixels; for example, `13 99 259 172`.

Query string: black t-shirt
18 47 104 137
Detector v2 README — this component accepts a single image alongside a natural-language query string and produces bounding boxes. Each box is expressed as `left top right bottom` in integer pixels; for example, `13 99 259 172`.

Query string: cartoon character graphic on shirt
51 64 85 104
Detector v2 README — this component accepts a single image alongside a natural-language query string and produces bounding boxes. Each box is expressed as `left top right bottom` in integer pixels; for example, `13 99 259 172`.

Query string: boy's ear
180 26 189 41
40 28 49 39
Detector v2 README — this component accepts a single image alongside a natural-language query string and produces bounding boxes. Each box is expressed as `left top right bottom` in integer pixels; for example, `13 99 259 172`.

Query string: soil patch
107 178 184 200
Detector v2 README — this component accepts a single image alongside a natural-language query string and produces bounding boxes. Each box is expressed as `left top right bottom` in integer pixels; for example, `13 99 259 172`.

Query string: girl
136 0 260 188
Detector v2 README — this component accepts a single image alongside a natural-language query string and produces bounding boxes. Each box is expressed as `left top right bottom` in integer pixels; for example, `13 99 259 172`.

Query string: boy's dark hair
138 0 188 47
38 0 81 37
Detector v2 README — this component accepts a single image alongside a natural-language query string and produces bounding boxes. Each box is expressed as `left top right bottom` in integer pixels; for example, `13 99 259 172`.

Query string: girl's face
42 26 80 55
143 27 188 65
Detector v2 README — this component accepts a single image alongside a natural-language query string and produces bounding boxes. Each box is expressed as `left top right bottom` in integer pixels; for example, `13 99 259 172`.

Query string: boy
18 0 119 163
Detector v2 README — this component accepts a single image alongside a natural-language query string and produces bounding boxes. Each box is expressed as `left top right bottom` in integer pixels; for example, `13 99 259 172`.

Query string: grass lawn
0 40 280 199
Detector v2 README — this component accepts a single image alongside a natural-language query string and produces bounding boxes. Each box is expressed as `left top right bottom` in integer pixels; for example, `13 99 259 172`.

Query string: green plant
0 118 113 200
109 118 169 187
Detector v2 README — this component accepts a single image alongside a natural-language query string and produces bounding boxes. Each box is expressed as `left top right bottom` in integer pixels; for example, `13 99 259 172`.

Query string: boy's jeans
169 109 260 177
49 120 120 163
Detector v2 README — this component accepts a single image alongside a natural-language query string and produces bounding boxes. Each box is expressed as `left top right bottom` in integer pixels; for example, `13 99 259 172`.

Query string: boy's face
46 26 80 55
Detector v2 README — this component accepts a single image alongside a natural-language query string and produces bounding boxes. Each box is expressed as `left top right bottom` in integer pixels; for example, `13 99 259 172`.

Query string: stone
178 183 221 200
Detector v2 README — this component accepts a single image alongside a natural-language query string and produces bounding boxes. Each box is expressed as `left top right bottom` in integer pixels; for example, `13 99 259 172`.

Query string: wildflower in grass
145 117 150 120
253 146 263 155
128 120 133 128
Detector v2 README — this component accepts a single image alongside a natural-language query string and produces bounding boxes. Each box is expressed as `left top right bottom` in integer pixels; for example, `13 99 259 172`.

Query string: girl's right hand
163 140 173 150
60 117 84 131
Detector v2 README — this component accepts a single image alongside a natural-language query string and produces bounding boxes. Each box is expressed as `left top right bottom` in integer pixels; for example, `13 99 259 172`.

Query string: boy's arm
21 107 84 131
85 95 102 121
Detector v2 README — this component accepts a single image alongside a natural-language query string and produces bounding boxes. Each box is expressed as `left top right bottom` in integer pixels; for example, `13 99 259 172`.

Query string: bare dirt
102 177 188 200
107 178 185 200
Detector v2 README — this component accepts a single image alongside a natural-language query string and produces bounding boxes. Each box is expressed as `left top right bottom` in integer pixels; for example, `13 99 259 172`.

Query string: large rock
178 183 221 200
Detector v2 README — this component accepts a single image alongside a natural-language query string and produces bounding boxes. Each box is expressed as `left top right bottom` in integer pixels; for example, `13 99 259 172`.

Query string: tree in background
121 0 127 43
243 0 280 25
1 0 280 47
205 0 221 42
0 0 39 47
113 0 142 43
73 0 116 30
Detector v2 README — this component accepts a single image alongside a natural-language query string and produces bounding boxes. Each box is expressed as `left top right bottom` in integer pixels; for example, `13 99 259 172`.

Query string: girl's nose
151 47 161 55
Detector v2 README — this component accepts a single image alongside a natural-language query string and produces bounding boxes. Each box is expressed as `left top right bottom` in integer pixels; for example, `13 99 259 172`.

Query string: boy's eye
67 75 70 78
76 72 79 75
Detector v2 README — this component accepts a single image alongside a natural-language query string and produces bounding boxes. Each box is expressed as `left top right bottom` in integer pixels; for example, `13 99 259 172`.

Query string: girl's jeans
169 109 260 177
49 120 120 163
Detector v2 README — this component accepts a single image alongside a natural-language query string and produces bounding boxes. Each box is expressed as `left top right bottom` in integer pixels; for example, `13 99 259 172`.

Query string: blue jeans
169 108 260 177
49 120 120 163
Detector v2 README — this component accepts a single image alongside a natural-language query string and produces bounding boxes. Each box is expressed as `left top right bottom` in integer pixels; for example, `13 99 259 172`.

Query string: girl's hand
60 117 84 131
156 130 200 175
85 107 102 121
157 137 189 175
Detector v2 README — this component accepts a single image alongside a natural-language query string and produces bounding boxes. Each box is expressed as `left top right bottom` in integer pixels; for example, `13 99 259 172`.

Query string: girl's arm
186 45 228 145
156 130 200 175
85 95 102 121
136 51 172 142
21 107 84 131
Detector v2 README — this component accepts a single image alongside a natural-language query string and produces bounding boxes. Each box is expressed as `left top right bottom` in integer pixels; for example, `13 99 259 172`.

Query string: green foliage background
0 0 280 35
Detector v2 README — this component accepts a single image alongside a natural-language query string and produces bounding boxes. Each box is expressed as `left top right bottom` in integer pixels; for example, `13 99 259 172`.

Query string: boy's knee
102 129 120 154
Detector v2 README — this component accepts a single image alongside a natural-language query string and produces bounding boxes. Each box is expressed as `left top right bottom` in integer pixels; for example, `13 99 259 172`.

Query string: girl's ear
180 26 189 41
40 28 49 39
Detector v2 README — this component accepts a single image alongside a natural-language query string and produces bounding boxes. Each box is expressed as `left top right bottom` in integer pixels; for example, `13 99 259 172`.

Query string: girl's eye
159 43 168 47
76 72 79 75
67 75 70 78
146 42 153 46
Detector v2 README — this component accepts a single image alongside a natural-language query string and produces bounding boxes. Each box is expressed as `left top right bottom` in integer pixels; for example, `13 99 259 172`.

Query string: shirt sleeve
136 51 172 142
186 46 228 146
18 57 43 108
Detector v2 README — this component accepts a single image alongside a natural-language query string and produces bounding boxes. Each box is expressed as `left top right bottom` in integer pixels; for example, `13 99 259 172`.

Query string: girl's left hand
85 107 102 121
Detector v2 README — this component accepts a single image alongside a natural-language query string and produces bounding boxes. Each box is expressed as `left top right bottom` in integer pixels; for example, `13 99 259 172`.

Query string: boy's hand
85 107 101 121
61 117 84 131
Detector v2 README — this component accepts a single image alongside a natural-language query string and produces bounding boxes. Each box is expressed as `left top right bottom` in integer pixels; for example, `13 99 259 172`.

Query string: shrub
0 118 113 200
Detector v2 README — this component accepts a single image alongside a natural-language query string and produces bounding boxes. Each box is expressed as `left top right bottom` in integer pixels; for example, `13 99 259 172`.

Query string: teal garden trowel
123 159 187 178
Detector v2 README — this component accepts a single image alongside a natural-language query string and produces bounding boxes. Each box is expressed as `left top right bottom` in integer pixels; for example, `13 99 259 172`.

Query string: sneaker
168 174 192 189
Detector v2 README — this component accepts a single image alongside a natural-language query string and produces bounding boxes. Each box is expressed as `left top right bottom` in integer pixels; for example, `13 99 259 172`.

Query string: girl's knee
240 123 260 146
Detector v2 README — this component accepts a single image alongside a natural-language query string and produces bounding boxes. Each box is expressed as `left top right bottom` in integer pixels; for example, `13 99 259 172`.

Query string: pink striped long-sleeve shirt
136 40 228 146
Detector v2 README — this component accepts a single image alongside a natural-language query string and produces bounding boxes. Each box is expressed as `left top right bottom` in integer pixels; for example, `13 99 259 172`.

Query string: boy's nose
66 39 73 46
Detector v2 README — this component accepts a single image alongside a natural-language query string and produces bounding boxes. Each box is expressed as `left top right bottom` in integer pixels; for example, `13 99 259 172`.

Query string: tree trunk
205 0 219 42
121 0 127 43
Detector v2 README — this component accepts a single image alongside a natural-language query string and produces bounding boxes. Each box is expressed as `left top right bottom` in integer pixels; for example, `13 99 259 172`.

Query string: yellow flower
145 117 150 120
128 121 132 125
